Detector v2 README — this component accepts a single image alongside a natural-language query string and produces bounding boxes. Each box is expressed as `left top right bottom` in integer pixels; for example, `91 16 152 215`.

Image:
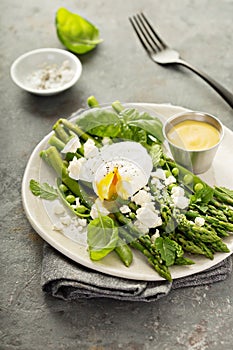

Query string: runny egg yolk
96 167 122 201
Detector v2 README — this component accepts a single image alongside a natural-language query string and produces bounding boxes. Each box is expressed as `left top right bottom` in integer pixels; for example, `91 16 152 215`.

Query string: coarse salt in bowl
10 48 82 96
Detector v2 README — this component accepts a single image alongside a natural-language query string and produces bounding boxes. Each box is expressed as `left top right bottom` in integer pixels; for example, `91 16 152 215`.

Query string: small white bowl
10 48 82 96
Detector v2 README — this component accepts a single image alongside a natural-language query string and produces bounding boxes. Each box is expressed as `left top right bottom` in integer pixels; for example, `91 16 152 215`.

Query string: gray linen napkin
41 243 232 302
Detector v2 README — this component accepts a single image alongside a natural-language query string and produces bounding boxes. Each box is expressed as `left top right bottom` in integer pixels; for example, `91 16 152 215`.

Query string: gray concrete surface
1 0 233 349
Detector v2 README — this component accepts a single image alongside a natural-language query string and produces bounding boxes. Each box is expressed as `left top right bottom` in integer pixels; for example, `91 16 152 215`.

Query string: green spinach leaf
56 8 103 54
87 216 119 260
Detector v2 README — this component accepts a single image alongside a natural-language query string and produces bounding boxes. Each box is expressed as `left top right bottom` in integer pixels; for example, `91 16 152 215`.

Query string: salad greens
155 237 183 267
87 216 119 260
76 108 122 138
29 179 58 200
56 8 103 54
29 96 233 281
76 104 164 143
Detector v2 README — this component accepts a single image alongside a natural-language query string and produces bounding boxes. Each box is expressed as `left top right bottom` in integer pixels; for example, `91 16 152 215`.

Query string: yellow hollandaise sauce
167 120 220 151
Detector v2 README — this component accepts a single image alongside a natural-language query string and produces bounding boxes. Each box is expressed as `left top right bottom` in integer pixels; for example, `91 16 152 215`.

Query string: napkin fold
41 243 232 302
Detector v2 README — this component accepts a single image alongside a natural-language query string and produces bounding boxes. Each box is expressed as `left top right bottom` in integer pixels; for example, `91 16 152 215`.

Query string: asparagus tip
87 96 100 108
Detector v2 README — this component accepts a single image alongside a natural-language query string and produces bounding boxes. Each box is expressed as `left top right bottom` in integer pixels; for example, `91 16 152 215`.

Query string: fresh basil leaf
155 237 177 266
119 108 164 143
87 216 118 260
29 179 58 200
190 185 214 205
76 108 121 137
118 108 140 122
128 119 164 143
119 124 147 144
56 8 103 54
191 204 209 213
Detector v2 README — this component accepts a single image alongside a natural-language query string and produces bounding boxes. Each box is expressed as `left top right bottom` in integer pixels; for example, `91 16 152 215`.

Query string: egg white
68 140 153 199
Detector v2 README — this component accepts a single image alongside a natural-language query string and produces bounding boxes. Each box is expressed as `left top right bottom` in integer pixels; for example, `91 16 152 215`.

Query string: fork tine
129 16 152 55
140 12 167 49
136 13 163 52
129 12 168 56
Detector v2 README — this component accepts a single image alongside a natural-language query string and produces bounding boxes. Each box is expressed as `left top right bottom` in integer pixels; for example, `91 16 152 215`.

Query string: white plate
22 103 233 281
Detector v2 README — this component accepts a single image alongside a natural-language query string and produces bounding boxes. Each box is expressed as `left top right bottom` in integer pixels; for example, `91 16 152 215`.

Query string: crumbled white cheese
136 206 162 228
131 189 152 206
172 195 189 209
195 217 205 227
90 198 110 219
77 218 87 227
151 169 166 181
151 177 165 189
77 225 84 232
119 205 131 214
83 139 99 158
61 136 81 154
134 220 149 234
165 175 176 186
142 202 158 212
52 222 64 231
68 156 86 180
71 197 81 209
75 197 80 207
60 215 72 226
72 218 87 233
150 229 160 243
102 137 111 145
53 203 65 215
170 185 189 209
171 186 185 197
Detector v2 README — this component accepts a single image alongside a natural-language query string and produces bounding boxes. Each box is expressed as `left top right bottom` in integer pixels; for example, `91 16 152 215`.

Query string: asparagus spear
48 134 66 151
54 118 94 143
87 95 100 108
40 146 86 205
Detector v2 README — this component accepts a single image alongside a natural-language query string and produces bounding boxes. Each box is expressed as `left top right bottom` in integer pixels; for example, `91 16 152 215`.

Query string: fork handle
176 59 233 108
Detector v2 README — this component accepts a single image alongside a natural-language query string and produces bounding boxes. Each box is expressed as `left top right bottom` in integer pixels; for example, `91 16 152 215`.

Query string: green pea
76 205 88 213
59 184 69 193
159 159 165 167
172 167 179 177
183 174 193 185
194 183 204 192
66 194 76 203
164 170 171 178
168 184 176 191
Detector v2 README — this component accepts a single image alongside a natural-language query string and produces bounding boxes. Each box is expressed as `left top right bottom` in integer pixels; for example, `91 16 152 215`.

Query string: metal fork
129 13 233 108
